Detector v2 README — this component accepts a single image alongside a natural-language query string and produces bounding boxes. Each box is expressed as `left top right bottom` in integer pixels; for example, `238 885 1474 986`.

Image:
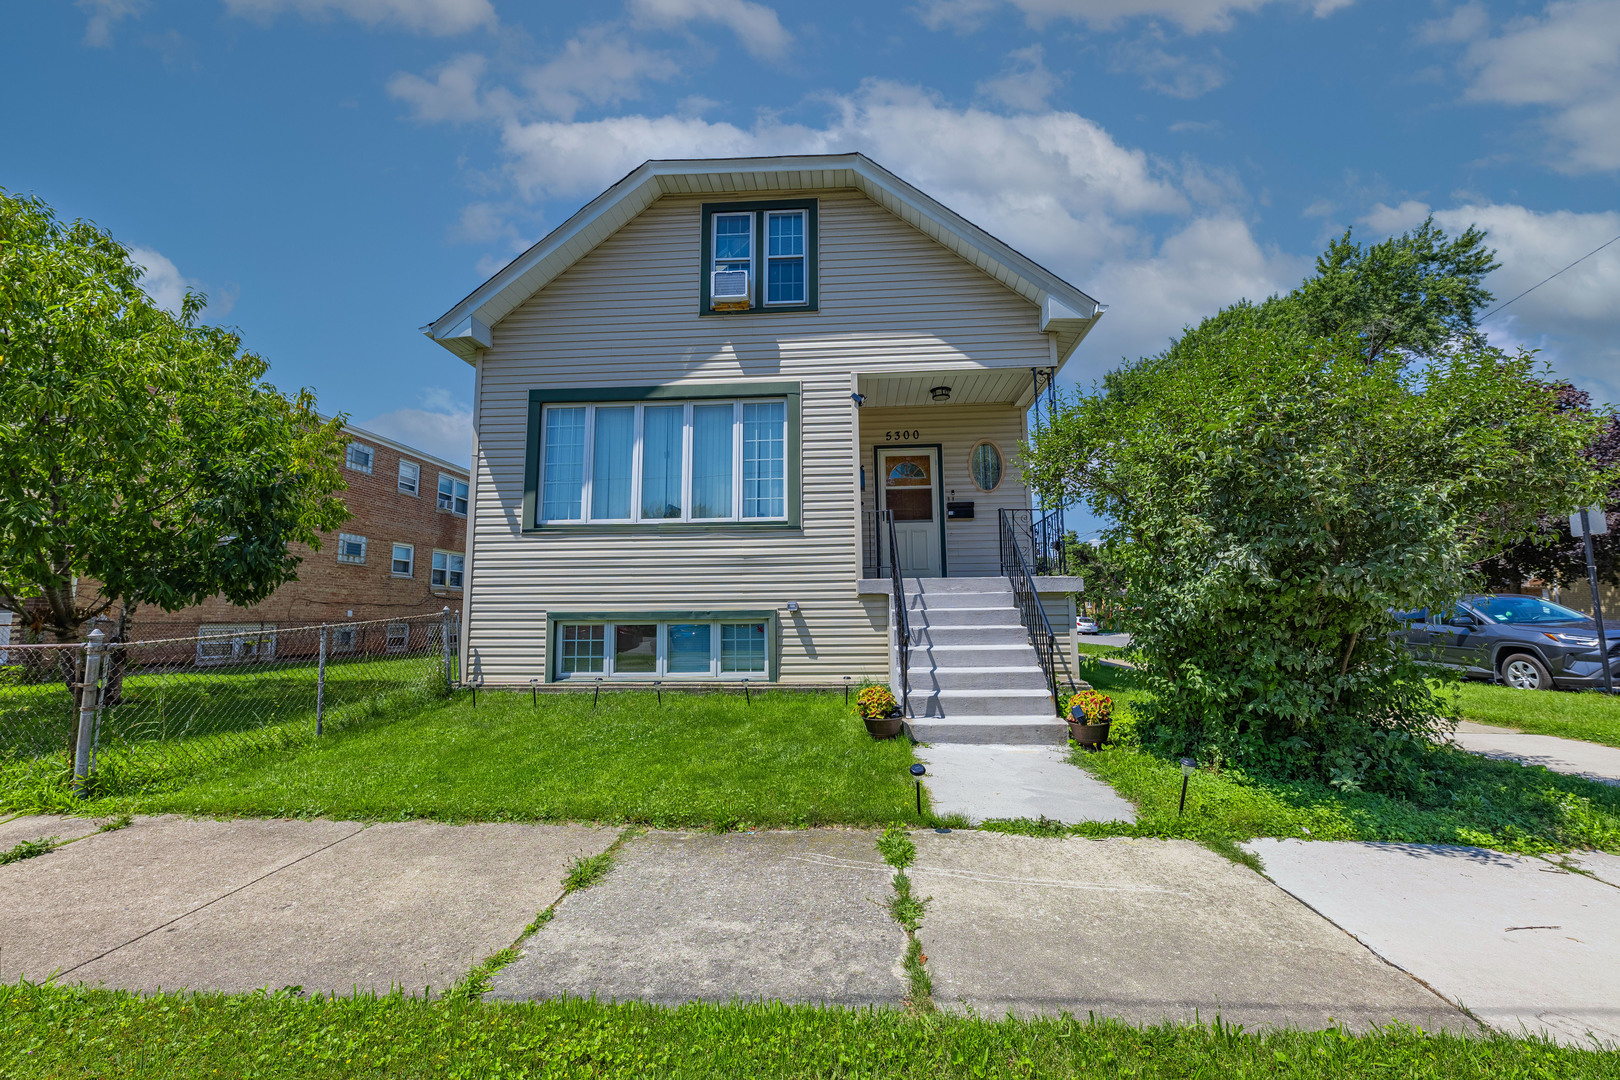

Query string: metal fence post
72 630 106 798
317 624 327 736
441 606 454 693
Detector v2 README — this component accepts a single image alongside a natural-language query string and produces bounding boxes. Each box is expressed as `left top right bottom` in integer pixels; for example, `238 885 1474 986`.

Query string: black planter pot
1068 719 1111 749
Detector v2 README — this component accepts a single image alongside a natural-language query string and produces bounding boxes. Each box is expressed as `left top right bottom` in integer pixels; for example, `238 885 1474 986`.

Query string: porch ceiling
856 369 1038 409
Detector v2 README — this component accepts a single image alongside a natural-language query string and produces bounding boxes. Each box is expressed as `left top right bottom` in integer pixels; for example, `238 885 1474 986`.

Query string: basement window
554 620 769 679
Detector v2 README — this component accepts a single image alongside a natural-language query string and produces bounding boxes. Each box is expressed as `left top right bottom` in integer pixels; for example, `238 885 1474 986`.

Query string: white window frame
538 399 788 525
391 542 414 578
332 625 358 652
337 533 367 565
346 443 374 474
398 460 420 496
762 209 808 307
196 624 277 666
438 473 469 516
385 622 410 653
553 619 769 680
711 210 755 306
431 550 465 589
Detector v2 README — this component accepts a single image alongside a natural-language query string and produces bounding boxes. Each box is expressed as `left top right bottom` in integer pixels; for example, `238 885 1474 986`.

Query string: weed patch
0 836 55 865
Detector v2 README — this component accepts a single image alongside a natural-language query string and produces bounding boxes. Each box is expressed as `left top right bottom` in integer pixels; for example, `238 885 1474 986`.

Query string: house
425 154 1096 742
112 423 471 661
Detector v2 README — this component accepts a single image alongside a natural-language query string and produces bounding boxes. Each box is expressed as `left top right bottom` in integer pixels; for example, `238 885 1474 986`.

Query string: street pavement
1248 838 1620 1047
1452 720 1620 786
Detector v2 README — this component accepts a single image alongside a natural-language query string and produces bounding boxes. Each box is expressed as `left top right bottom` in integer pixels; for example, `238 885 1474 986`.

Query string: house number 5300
884 430 921 441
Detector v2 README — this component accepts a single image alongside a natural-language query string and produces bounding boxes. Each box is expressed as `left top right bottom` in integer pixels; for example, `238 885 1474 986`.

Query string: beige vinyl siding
466 189 1052 685
858 404 1029 577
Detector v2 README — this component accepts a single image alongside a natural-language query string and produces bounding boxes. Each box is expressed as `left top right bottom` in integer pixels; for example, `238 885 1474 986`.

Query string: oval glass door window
970 441 1003 492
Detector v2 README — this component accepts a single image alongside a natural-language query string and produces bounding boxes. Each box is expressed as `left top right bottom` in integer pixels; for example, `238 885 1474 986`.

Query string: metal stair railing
883 509 912 718
1000 507 1069 575
1000 508 1066 717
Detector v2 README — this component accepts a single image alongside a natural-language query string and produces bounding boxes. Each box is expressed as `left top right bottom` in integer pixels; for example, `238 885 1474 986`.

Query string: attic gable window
700 199 818 315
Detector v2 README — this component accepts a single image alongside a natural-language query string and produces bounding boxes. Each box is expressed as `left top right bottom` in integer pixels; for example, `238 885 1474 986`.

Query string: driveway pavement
1452 720 1620 786
1248 838 1620 1047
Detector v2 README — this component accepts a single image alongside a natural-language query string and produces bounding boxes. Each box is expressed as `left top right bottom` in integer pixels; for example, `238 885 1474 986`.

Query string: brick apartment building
108 424 471 657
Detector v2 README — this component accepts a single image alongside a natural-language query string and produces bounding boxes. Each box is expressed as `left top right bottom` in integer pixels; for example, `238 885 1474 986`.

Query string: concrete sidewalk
915 743 1137 825
0 815 613 995
1452 721 1620 786
1248 838 1620 1047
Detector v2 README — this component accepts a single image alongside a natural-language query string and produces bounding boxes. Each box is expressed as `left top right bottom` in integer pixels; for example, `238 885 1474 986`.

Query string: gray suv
1395 594 1620 690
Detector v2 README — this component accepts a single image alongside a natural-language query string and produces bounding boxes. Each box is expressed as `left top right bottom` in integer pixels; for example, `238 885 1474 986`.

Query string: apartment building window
438 473 469 516
337 534 367 564
332 625 357 651
346 443 374 473
386 623 410 652
432 550 465 589
398 460 420 495
391 543 414 577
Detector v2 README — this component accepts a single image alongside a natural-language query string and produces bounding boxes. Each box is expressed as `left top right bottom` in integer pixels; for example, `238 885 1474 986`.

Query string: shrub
855 685 898 720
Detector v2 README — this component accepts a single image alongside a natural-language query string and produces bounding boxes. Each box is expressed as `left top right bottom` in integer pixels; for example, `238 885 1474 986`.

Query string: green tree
1025 312 1606 793
0 190 351 646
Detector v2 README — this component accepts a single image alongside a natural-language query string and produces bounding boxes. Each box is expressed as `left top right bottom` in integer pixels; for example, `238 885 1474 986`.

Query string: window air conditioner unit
711 268 750 307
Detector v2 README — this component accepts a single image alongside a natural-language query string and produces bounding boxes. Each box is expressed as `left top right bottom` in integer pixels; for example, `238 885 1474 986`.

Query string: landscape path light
531 677 538 706
910 763 926 816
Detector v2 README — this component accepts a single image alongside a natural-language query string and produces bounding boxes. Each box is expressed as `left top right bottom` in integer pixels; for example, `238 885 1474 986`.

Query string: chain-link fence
0 610 459 801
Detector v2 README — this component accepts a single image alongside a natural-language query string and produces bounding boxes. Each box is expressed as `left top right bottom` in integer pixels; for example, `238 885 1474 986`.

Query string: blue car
1395 594 1620 691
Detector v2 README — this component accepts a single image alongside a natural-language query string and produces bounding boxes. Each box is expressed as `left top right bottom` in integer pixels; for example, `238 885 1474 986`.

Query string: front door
879 448 942 577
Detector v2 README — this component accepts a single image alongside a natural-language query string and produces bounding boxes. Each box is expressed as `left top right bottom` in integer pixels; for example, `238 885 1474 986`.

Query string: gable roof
425 152 1105 365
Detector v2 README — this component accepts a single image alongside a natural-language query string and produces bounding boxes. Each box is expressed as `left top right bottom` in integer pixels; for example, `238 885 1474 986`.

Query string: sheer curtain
640 405 685 519
690 403 734 518
590 406 634 519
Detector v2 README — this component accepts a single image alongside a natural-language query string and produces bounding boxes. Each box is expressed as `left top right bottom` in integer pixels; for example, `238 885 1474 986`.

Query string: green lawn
4 982 1608 1080
1044 662 1620 856
70 689 924 828
1446 680 1620 749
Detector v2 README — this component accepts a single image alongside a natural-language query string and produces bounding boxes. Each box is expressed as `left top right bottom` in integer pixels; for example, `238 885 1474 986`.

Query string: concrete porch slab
69 821 614 996
1248 838 1620 1046
914 831 1467 1032
914 744 1136 824
489 830 906 1007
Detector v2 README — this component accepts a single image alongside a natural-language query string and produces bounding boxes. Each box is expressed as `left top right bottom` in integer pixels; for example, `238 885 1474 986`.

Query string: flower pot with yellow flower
1067 690 1113 749
856 684 904 739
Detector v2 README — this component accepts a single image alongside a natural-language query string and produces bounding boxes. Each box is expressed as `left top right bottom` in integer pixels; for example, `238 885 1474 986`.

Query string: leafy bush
855 684 898 720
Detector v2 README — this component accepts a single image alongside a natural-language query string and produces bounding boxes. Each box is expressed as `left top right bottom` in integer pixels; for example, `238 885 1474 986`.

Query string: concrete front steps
898 577 1067 745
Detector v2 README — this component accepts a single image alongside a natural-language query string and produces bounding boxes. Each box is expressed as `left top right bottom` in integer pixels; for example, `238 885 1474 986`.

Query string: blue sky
7 0 1618 488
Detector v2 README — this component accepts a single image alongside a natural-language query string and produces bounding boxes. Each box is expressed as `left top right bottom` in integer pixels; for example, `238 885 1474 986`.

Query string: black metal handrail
1000 508 1065 718
882 509 911 718
1000 507 1069 576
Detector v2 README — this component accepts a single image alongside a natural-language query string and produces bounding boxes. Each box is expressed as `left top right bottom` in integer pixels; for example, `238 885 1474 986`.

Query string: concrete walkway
1248 838 1620 1047
0 815 613 995
1452 721 1620 785
914 743 1137 824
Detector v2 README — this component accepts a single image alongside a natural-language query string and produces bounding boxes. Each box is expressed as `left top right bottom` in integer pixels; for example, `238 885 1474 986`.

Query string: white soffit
425 153 1104 365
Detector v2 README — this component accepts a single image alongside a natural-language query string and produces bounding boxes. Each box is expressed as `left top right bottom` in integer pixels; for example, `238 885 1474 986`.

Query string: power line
1479 230 1620 323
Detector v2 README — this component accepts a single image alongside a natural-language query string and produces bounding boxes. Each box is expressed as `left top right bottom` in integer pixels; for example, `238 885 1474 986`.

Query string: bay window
554 619 769 679
538 398 788 524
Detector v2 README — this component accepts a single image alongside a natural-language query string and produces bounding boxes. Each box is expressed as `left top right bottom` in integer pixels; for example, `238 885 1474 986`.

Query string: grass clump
563 851 616 892
1030 664 1620 855
3 981 1615 1078
0 836 56 865
38 690 922 828
1447 680 1620 749
876 823 916 869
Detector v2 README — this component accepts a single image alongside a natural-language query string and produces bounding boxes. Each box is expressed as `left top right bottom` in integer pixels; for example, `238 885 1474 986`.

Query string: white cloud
1110 38 1226 98
388 52 488 122
78 0 146 46
129 246 192 314
977 45 1062 111
628 0 792 60
1444 0 1620 173
917 0 1352 35
522 26 682 120
360 391 474 467
222 0 496 36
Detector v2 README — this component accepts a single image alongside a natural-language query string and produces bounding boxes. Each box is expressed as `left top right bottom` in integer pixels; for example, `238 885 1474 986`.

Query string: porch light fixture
929 385 952 402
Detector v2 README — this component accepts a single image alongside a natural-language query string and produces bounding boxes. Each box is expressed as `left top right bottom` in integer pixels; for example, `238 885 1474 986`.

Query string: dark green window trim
523 383 801 533
699 199 819 315
545 610 777 684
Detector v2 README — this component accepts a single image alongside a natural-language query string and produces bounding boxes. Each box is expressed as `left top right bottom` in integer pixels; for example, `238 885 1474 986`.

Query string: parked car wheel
1499 652 1552 690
